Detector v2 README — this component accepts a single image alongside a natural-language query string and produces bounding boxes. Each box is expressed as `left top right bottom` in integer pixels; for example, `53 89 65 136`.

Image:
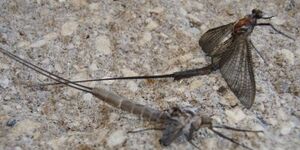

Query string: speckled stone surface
0 0 299 149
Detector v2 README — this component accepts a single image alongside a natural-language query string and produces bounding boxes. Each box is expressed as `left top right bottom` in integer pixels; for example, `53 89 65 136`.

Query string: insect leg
213 125 263 133
249 40 267 64
211 129 252 150
256 23 295 40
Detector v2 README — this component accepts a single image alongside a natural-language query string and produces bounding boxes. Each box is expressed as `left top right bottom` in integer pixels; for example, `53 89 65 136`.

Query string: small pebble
271 17 286 25
179 7 187 16
30 39 47 48
202 138 217 149
0 76 10 88
191 57 206 64
13 147 22 150
191 1 204 10
189 80 203 90
212 85 218 91
44 32 58 41
267 117 278 126
148 7 164 14
225 108 246 123
278 49 295 65
165 97 179 102
15 105 22 110
6 118 17 127
292 111 300 118
188 27 200 35
274 79 291 94
277 109 288 121
108 112 119 124
88 62 98 71
54 63 63 73
106 130 126 147
145 19 159 30
121 68 138 76
95 35 112 55
17 41 30 48
89 3 100 11
12 120 40 136
127 81 139 92
61 21 78 36
71 0 88 8
187 14 201 24
169 53 193 64
139 32 152 45
83 93 93 103
280 121 295 135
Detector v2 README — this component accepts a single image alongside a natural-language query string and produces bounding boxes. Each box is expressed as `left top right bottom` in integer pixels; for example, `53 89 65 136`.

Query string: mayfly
45 9 294 108
0 47 262 149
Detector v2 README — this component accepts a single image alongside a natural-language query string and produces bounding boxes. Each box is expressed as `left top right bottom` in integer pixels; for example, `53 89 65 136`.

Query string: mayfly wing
199 22 235 56
218 37 256 108
210 36 235 66
159 121 184 146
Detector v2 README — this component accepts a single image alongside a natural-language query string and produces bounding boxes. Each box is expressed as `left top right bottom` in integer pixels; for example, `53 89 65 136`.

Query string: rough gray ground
0 0 299 150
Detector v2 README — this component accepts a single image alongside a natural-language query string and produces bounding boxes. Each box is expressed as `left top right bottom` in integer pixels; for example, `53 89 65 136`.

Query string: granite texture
0 0 299 150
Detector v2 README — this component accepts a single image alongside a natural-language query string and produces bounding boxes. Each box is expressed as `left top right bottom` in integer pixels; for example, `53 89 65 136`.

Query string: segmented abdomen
92 87 169 121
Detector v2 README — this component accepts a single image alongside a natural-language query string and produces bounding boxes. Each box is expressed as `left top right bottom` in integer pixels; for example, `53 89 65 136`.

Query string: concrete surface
0 0 299 149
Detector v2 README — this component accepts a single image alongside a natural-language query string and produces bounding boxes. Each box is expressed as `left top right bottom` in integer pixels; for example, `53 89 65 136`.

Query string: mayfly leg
256 23 295 40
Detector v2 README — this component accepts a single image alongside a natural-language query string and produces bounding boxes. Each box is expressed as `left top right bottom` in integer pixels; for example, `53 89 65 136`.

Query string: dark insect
197 9 294 108
39 9 294 108
0 47 262 149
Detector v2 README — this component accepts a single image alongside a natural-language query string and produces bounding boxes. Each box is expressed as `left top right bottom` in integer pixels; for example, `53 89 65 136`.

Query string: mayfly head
251 9 263 19
159 107 263 149
159 107 213 148
252 8 274 20
159 107 197 146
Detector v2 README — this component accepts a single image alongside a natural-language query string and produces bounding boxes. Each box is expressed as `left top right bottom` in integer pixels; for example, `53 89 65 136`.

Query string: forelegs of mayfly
256 23 295 40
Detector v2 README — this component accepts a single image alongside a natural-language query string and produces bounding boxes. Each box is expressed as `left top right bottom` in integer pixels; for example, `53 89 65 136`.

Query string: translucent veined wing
199 23 235 56
218 36 256 108
211 36 235 66
159 121 184 146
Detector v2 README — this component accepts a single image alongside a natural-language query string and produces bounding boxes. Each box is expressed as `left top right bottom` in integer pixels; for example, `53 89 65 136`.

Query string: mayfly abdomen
92 87 168 121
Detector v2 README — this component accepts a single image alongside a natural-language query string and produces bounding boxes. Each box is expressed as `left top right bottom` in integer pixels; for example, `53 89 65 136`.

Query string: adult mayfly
0 47 262 149
43 9 294 108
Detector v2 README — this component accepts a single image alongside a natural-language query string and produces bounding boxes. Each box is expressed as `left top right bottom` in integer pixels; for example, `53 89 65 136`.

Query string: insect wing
199 23 234 56
218 37 256 108
159 121 184 146
210 36 235 66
